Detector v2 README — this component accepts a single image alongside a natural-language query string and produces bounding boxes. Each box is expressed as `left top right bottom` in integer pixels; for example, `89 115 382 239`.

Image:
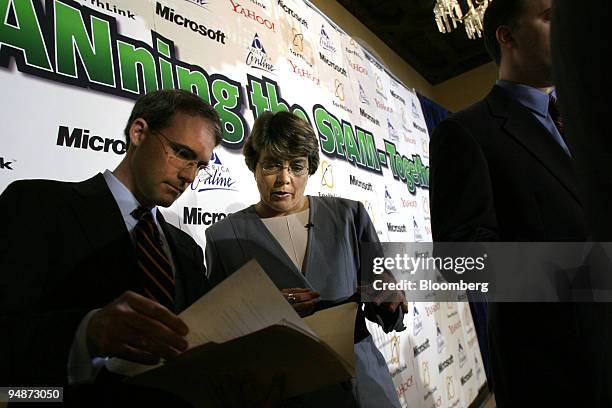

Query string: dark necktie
548 94 571 156
548 94 565 136
132 207 175 310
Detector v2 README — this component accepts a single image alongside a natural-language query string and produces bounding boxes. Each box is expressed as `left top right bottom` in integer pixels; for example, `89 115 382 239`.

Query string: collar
102 170 158 222
496 80 555 119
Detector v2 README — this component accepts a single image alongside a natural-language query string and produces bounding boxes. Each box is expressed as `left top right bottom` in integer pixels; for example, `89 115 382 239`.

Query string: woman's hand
281 288 320 317
374 289 409 315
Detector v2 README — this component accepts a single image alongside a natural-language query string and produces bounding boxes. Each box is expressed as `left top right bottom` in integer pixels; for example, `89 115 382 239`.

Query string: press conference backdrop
0 0 486 405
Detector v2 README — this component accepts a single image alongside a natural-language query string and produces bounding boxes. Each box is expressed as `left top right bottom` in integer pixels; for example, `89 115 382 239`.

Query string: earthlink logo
320 160 334 189
0 156 15 170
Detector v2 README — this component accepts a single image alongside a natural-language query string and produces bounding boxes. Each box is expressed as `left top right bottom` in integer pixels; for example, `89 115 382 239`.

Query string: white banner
0 0 485 405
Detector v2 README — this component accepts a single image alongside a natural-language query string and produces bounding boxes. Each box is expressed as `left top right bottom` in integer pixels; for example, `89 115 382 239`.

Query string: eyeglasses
259 159 309 176
152 129 212 178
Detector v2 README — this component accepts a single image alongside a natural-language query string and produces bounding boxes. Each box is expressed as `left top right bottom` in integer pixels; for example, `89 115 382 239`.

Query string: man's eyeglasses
152 129 212 178
259 159 309 176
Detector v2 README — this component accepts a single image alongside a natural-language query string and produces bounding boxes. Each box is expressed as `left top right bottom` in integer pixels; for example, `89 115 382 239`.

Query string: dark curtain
416 93 451 135
552 1 612 404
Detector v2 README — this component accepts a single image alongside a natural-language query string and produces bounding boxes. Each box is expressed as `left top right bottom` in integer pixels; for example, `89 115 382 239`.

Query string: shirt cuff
67 309 106 384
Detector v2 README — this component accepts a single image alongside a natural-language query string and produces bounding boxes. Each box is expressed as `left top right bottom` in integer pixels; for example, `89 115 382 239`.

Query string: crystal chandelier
434 0 491 40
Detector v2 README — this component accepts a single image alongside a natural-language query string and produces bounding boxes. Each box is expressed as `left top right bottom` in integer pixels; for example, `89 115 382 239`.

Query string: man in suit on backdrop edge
0 90 220 396
429 0 593 406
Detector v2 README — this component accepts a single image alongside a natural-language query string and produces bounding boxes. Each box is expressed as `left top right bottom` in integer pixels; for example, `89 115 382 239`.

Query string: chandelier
433 0 491 40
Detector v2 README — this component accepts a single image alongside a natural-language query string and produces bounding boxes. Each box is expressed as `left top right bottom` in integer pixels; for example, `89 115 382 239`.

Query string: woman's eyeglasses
259 159 309 176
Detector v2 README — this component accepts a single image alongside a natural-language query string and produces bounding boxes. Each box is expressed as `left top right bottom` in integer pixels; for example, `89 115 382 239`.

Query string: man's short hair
483 0 529 66
243 111 319 176
124 89 223 146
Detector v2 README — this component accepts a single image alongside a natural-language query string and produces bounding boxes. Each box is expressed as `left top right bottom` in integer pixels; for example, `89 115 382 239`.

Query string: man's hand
281 288 320 317
86 291 189 364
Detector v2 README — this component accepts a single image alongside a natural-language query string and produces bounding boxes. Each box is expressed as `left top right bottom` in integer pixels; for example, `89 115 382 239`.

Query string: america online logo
190 152 238 192
384 186 397 214
185 0 208 8
246 33 275 72
359 82 369 105
319 25 336 53
387 118 399 141
412 304 423 336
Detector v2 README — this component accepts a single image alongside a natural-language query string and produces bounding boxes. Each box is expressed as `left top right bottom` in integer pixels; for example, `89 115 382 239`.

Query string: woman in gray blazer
205 111 406 407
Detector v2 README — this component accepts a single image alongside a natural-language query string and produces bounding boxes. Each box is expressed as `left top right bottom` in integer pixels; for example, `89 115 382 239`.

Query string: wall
432 62 498 112
311 1 498 113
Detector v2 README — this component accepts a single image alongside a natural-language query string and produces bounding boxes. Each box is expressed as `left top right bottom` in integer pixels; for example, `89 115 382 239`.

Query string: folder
107 259 357 407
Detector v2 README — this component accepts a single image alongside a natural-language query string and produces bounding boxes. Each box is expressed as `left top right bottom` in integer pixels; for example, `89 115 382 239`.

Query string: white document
304 302 357 371
106 259 315 376
180 259 315 346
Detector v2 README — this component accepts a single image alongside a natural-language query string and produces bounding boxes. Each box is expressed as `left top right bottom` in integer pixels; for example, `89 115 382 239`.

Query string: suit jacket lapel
302 196 316 279
487 86 582 204
69 173 138 291
69 174 207 310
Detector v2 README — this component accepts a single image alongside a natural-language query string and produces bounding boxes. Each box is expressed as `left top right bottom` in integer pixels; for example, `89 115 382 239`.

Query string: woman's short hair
243 111 319 175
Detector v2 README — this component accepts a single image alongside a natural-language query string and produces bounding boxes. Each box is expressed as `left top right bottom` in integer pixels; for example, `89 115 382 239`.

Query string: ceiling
336 0 492 85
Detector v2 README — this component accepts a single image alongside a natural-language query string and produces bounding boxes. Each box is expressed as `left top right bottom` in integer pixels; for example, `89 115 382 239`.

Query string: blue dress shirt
496 80 571 156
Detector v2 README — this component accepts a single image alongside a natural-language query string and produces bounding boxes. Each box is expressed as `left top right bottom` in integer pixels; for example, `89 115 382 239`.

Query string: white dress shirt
67 170 176 383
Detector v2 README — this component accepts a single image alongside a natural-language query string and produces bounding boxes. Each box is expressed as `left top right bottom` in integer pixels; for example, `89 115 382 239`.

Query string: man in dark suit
430 0 592 406
0 90 221 392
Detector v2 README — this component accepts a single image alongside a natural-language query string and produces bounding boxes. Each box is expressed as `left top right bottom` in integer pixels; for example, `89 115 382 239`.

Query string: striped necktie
131 207 175 310
548 94 565 136
548 94 571 156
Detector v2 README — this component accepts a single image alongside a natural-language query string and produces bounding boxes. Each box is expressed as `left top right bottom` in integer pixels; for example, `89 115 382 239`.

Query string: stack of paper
108 259 357 407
